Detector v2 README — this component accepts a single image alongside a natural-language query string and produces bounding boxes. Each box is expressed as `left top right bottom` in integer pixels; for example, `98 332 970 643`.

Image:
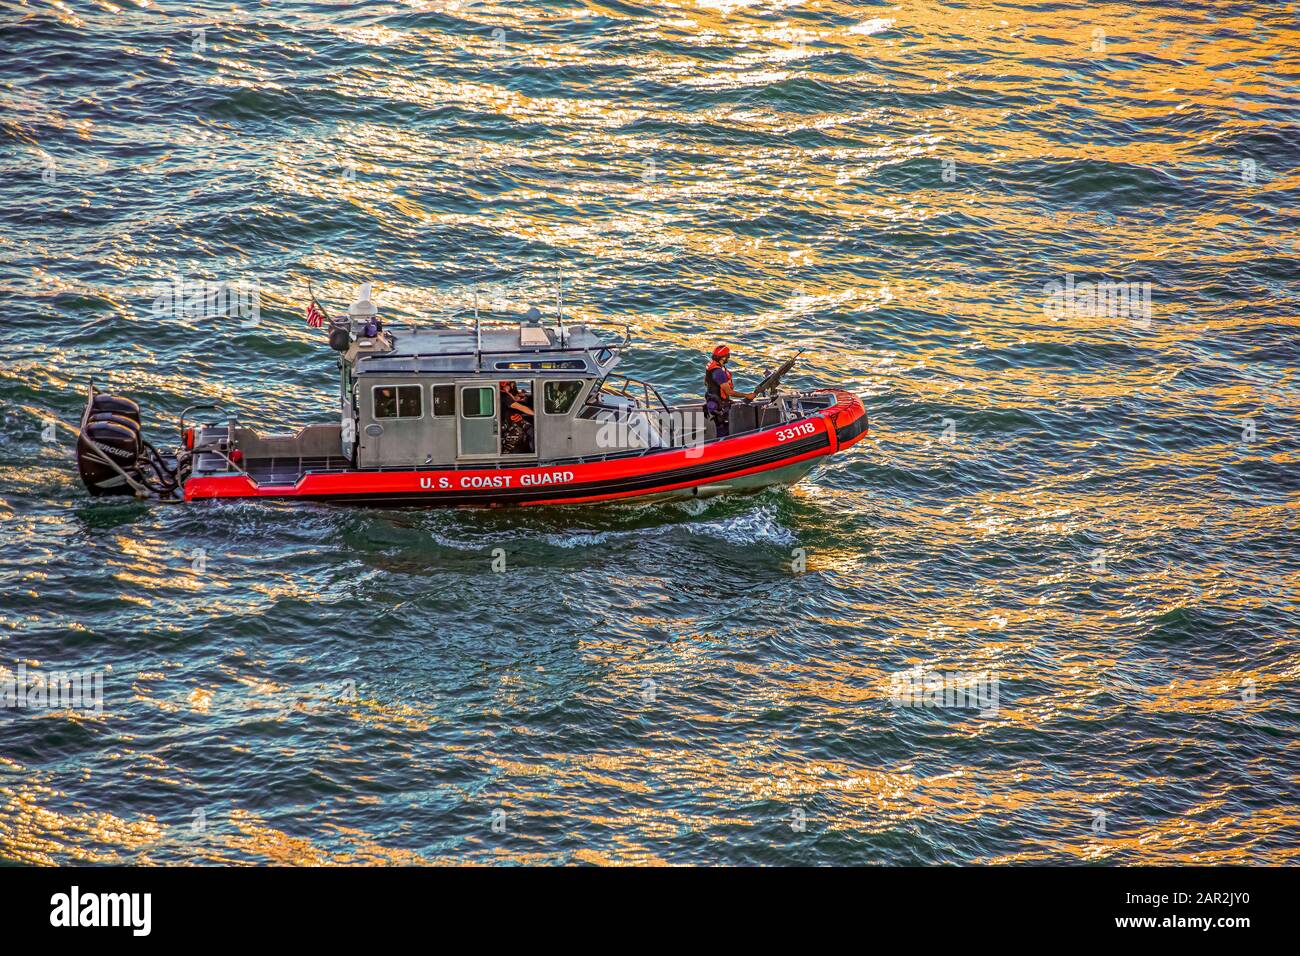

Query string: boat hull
183 390 867 507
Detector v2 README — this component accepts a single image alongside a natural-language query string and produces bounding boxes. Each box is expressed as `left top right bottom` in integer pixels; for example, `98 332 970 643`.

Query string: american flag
305 298 326 328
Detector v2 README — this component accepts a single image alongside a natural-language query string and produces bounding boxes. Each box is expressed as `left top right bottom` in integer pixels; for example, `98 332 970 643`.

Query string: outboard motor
78 404 144 496
76 386 185 499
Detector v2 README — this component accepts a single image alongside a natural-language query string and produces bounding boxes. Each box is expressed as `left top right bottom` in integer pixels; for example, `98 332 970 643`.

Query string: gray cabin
337 288 717 469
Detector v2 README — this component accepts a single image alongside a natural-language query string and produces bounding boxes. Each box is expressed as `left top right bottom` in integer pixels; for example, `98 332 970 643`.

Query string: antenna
474 288 482 372
555 264 567 346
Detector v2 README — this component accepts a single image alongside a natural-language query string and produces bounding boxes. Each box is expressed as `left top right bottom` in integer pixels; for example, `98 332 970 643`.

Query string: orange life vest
705 359 732 409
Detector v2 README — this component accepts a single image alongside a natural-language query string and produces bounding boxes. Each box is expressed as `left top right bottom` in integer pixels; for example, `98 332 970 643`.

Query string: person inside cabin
515 382 536 453
704 344 753 438
499 381 535 454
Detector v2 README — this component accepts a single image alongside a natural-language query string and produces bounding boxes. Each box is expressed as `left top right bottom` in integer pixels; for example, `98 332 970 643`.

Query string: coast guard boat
76 286 868 507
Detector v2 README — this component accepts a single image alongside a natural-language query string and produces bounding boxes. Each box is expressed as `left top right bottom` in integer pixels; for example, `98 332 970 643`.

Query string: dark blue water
1 0 1297 864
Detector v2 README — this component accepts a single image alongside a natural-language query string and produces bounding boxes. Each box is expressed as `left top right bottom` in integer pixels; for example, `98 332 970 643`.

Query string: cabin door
457 382 499 458
366 382 427 467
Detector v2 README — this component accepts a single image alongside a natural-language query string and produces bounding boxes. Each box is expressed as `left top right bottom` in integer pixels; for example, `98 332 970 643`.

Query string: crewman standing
704 345 753 438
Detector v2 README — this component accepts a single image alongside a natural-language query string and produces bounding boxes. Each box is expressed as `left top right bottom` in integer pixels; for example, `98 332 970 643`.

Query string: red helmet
712 345 730 360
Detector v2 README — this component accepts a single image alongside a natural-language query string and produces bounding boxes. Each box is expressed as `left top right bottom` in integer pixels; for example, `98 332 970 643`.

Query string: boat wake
407 496 800 552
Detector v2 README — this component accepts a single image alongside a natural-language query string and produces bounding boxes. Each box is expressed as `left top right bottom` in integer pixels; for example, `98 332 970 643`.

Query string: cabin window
544 380 584 415
374 385 422 419
432 384 455 417
461 386 495 418
495 360 586 371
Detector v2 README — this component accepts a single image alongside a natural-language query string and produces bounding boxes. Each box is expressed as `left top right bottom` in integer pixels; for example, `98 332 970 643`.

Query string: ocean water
1 0 1297 865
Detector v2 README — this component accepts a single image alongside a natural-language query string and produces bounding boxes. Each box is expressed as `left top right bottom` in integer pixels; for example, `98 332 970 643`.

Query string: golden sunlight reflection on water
0 0 1296 865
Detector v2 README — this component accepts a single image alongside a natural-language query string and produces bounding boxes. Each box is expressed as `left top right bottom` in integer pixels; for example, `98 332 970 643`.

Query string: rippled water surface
1 0 1298 864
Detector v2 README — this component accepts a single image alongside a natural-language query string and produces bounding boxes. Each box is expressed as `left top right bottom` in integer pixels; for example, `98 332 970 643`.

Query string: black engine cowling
78 411 142 496
90 393 141 424
87 411 140 436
